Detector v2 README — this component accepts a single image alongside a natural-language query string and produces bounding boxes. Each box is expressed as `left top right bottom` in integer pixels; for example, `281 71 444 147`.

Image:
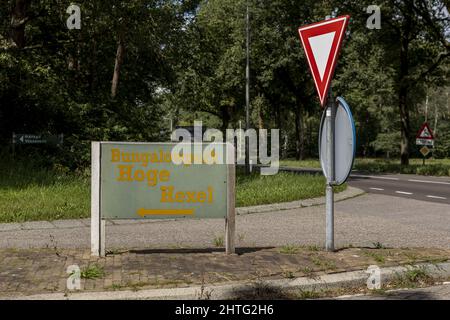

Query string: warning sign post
416 123 435 165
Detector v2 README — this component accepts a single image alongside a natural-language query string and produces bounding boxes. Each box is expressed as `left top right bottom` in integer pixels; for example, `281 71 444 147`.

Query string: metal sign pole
326 90 336 252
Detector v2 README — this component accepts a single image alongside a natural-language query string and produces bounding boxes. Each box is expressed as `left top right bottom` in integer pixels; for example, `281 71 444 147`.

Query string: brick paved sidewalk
0 246 449 298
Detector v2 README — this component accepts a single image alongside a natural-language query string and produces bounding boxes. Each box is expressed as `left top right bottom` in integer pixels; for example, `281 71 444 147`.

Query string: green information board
99 143 229 219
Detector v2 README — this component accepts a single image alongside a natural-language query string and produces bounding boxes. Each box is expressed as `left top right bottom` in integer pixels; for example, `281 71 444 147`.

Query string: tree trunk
258 103 264 130
88 38 97 93
111 35 125 99
295 106 305 160
433 104 438 136
399 88 410 166
399 26 411 166
220 105 230 134
11 0 31 49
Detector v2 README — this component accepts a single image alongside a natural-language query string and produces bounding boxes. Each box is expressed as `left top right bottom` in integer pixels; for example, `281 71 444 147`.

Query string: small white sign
416 139 434 146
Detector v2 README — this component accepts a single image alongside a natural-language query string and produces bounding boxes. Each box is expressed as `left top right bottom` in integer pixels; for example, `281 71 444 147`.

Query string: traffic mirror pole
326 89 336 252
298 15 351 252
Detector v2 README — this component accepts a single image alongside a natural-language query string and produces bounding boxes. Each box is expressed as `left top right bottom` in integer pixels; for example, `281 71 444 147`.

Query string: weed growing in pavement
48 234 61 257
372 242 386 249
369 288 390 296
311 257 337 271
282 271 295 279
299 266 319 279
392 266 433 288
298 289 321 299
110 284 122 290
279 245 300 254
363 250 386 264
403 252 419 263
197 274 213 300
80 264 104 279
307 245 321 252
213 235 224 247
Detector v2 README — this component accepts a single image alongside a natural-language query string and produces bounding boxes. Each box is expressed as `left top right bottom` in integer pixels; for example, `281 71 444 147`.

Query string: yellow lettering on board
159 186 214 204
111 149 121 162
160 186 174 202
197 192 206 203
134 169 145 182
208 186 214 203
146 170 158 187
118 165 134 181
175 192 185 203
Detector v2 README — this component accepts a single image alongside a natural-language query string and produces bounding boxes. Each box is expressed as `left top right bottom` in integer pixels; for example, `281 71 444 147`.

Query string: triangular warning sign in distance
298 15 350 107
417 122 434 140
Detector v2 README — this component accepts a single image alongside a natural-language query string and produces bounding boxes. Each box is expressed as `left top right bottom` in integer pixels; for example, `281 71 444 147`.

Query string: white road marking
426 195 447 200
370 188 384 191
352 175 399 181
408 179 450 186
395 191 413 195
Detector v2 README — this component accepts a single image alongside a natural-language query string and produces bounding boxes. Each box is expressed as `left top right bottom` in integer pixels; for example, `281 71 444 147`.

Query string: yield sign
298 15 350 106
416 122 434 140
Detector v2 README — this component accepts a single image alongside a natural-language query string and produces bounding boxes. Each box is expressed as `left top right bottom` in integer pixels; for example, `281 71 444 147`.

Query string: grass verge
0 158 90 223
236 171 346 207
280 158 450 176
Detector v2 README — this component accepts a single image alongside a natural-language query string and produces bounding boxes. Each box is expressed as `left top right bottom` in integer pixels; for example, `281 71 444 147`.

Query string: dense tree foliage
0 0 449 169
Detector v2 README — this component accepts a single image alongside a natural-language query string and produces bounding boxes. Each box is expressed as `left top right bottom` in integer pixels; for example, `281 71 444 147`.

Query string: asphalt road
348 173 450 205
278 166 450 204
1 193 450 249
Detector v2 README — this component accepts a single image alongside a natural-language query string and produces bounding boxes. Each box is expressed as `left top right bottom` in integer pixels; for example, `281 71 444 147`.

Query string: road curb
236 186 365 215
6 261 450 300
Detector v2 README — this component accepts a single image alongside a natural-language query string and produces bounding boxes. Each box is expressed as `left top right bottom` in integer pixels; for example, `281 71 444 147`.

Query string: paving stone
0 247 448 297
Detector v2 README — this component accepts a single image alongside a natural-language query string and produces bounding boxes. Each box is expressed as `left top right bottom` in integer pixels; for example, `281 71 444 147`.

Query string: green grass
0 158 90 223
363 250 386 264
236 171 346 207
311 256 337 271
392 266 433 288
354 158 450 176
213 235 224 247
0 158 345 223
80 264 104 279
280 159 321 169
280 158 450 176
297 289 321 300
279 244 301 254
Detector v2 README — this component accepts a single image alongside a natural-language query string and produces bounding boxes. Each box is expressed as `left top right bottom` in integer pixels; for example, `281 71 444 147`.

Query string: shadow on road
127 246 276 256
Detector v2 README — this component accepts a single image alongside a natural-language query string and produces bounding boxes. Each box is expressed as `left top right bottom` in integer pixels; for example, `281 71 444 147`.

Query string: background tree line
0 0 449 169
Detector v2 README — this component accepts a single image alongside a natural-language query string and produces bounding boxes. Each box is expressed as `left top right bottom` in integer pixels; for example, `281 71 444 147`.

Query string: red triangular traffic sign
298 15 350 107
416 122 434 140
